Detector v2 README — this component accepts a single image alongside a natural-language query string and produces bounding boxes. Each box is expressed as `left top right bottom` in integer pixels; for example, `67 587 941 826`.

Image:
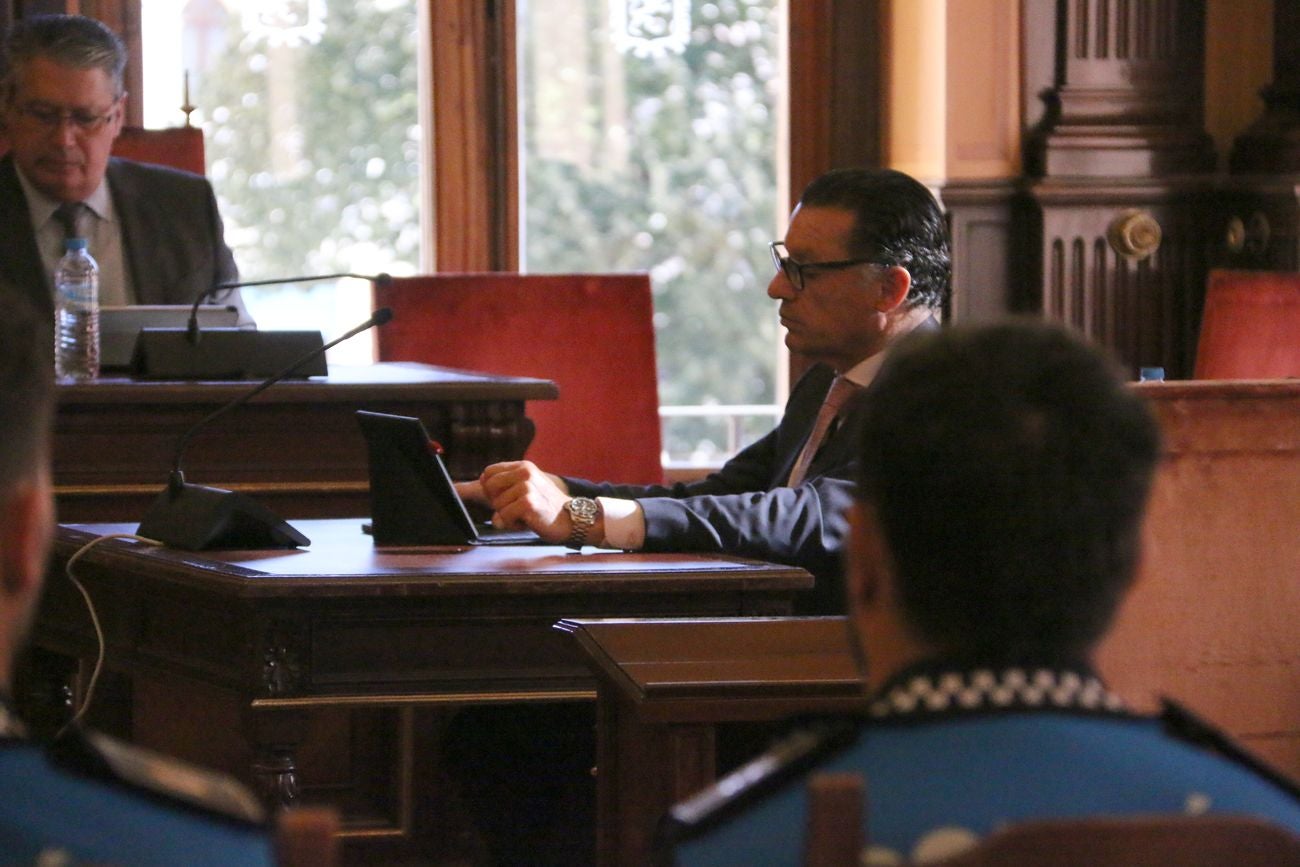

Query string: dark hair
1 14 127 106
799 168 951 311
856 320 1161 663
0 294 55 494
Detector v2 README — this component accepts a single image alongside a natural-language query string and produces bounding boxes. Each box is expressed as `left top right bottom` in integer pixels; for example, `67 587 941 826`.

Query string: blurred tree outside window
142 0 421 366
143 0 787 463
520 0 786 466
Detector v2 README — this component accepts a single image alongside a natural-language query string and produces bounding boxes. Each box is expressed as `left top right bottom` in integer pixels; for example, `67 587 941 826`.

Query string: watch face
569 497 598 521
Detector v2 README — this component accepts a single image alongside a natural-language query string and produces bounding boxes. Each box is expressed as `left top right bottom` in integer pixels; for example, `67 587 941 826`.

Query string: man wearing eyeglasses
0 14 245 321
460 167 949 615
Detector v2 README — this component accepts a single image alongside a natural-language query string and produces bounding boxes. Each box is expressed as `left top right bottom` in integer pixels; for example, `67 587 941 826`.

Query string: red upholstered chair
1194 269 1300 379
111 125 207 175
374 273 663 484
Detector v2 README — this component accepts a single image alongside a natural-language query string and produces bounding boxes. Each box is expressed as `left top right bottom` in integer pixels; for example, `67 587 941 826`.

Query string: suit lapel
105 159 149 302
772 364 836 487
0 156 54 316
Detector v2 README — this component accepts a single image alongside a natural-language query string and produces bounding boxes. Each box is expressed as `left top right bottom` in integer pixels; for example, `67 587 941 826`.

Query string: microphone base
137 482 311 551
131 328 327 380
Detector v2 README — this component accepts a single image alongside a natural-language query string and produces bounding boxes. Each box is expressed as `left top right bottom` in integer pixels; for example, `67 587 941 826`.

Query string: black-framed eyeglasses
16 101 119 135
768 241 882 291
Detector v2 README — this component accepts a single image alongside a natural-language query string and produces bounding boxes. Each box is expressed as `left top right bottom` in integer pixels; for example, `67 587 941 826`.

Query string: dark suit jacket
567 319 940 615
567 364 863 615
0 154 239 318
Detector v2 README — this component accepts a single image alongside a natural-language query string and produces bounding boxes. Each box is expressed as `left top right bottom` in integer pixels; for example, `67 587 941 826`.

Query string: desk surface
56 361 559 404
59 520 812 599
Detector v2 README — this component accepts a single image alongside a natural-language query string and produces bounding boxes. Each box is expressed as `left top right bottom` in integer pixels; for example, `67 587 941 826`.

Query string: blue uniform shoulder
655 715 860 862
48 724 267 826
1161 698 1300 802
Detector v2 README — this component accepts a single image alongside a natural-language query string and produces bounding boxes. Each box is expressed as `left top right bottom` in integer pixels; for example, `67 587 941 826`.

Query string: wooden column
1017 0 1217 378
1025 0 1214 178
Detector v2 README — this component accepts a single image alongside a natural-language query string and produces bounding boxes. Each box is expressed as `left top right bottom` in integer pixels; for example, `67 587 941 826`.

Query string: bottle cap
64 237 88 251
1138 366 1166 382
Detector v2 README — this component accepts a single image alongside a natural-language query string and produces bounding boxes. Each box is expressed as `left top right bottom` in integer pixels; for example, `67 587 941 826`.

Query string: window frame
426 0 881 275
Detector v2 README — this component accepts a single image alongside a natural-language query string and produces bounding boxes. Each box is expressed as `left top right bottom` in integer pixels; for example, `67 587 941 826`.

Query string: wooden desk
30 520 810 862
556 617 865 867
561 379 1300 867
54 362 557 522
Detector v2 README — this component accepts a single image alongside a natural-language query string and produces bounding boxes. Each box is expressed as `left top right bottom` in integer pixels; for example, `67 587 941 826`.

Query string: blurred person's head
1 14 127 202
845 320 1161 689
768 168 950 372
0 295 56 689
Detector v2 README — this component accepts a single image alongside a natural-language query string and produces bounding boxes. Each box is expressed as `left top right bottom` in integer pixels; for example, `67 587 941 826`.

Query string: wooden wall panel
945 0 1021 179
1027 181 1213 378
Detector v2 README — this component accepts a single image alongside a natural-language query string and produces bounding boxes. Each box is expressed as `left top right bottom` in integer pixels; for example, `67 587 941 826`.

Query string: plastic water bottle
54 237 100 381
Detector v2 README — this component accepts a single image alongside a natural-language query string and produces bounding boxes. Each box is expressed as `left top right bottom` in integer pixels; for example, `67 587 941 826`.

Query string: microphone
137 307 394 551
187 272 394 344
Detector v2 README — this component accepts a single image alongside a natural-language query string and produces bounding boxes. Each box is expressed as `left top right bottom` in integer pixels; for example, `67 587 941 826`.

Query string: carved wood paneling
1214 180 1300 272
1027 0 1214 177
1026 181 1213 378
941 180 1020 324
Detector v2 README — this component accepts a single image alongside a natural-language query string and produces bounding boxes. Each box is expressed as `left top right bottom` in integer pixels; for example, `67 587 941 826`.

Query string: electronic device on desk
130 272 390 380
131 326 327 380
101 305 244 371
356 410 541 547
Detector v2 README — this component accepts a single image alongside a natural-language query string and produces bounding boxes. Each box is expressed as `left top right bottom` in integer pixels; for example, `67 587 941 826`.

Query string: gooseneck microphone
137 307 394 551
187 272 393 344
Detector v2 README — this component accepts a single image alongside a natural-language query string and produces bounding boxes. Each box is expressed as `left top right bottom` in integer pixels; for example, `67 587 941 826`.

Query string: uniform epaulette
1161 697 1300 802
652 715 861 864
48 724 268 826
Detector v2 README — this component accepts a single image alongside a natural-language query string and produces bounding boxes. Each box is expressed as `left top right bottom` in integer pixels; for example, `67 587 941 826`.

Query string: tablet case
357 410 538 546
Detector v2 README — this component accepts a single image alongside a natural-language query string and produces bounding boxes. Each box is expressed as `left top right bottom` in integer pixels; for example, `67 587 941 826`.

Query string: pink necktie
787 376 861 487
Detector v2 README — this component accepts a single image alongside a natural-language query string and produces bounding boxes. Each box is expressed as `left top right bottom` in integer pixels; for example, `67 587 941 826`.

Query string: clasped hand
454 461 574 544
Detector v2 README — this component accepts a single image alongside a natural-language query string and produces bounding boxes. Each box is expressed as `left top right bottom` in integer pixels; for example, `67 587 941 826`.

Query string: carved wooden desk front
30 520 810 861
53 362 556 522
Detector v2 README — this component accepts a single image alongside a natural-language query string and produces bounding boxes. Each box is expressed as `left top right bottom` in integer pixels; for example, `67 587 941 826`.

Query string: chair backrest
375 273 663 484
803 772 865 867
798 772 1300 867
276 805 340 867
111 125 207 175
1194 269 1300 379
929 815 1300 867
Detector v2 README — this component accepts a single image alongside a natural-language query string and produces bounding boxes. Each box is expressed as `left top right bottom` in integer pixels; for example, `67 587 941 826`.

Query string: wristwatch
564 497 600 549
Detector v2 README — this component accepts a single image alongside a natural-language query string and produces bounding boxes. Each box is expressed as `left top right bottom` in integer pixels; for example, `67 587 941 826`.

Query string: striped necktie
787 375 860 487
